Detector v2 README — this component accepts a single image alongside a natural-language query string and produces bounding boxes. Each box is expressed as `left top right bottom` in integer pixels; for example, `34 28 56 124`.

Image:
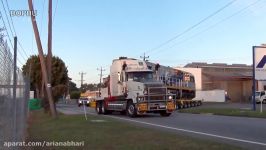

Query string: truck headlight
168 96 173 100
138 97 145 102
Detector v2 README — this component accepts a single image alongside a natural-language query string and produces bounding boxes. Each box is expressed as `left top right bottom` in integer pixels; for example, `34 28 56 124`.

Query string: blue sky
1 0 266 86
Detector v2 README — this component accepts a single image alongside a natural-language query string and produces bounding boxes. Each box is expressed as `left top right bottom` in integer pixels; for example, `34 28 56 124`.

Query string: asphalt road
56 102 266 150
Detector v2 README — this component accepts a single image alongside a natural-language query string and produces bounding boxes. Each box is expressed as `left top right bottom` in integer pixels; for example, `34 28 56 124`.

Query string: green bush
70 91 81 99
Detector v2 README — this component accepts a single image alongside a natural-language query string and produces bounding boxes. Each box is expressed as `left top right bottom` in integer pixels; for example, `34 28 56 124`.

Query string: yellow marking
138 103 148 111
167 102 176 110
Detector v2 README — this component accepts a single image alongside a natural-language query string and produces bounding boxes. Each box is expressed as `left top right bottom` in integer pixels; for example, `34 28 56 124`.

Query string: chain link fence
0 38 29 149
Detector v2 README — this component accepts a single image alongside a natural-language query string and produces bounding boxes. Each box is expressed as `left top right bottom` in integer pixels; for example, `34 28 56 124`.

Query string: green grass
26 110 244 150
179 108 266 118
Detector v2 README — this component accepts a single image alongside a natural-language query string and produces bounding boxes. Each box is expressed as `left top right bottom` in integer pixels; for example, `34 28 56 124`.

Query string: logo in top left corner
10 10 37 17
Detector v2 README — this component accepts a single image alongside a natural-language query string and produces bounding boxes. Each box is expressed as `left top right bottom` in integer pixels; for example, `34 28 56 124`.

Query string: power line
40 0 46 38
0 0 15 36
0 10 14 50
4 0 16 36
2 0 30 60
145 0 237 55
151 0 262 57
17 48 27 62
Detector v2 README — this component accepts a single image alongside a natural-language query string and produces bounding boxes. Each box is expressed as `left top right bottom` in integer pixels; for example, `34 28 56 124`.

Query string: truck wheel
96 102 102 114
102 103 111 115
127 102 137 117
160 111 171 117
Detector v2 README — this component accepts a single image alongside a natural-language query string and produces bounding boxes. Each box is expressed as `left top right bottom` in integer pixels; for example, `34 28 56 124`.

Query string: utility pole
97 67 105 86
140 53 149 61
28 0 56 118
79 72 86 87
47 0 52 83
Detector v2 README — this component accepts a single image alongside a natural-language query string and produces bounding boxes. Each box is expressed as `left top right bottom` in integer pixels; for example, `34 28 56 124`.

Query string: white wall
193 90 225 102
258 81 266 91
175 67 202 90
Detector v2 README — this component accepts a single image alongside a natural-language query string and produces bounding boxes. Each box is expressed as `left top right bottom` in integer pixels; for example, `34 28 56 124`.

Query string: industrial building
177 62 255 102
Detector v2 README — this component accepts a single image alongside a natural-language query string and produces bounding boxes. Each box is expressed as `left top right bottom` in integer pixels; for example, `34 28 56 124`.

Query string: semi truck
95 57 176 117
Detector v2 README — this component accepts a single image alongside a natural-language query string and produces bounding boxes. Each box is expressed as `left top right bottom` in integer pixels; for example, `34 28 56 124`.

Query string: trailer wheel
184 103 188 108
160 111 171 117
187 102 191 108
127 101 137 118
198 101 202 106
96 101 102 114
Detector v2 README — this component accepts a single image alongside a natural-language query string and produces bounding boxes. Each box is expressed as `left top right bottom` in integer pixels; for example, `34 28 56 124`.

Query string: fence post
12 36 17 142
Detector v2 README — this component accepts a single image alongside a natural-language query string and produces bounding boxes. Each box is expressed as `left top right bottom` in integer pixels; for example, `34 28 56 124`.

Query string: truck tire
96 101 102 114
102 102 112 115
127 101 137 117
160 111 171 117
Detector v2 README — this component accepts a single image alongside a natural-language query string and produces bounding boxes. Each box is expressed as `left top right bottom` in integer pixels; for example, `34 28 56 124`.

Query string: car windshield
255 92 260 96
127 72 153 82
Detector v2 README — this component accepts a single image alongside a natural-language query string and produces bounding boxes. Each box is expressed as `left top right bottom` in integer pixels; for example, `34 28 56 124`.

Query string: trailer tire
198 101 202 106
96 101 102 114
160 111 171 117
127 101 137 118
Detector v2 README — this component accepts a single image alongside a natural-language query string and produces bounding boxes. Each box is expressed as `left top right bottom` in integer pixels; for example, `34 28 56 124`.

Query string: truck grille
145 87 167 101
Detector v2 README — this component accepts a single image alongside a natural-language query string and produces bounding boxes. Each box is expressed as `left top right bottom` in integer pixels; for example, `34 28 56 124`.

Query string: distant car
78 98 90 107
255 91 266 104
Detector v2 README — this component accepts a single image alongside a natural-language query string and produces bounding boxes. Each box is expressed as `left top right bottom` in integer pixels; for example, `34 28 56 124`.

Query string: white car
255 91 266 104
78 98 90 107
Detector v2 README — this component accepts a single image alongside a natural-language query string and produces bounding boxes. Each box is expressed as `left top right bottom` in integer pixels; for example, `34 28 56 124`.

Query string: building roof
185 62 252 69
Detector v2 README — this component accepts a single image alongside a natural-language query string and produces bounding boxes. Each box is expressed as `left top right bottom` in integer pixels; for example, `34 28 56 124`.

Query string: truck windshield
127 72 153 82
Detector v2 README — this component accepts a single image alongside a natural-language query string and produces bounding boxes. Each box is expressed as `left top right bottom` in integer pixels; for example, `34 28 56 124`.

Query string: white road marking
106 115 266 147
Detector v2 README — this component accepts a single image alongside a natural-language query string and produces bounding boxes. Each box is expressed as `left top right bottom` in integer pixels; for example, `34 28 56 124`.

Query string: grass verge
26 110 244 150
179 108 266 118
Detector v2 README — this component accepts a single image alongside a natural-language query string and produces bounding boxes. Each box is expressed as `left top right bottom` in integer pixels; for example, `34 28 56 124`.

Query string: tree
80 83 100 93
69 80 78 93
22 55 69 106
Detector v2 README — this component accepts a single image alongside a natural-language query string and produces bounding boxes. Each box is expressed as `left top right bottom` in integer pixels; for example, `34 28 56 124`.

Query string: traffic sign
254 46 266 80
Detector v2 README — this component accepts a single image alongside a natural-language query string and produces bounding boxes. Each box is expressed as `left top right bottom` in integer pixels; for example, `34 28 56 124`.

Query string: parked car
78 97 90 107
255 91 266 104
